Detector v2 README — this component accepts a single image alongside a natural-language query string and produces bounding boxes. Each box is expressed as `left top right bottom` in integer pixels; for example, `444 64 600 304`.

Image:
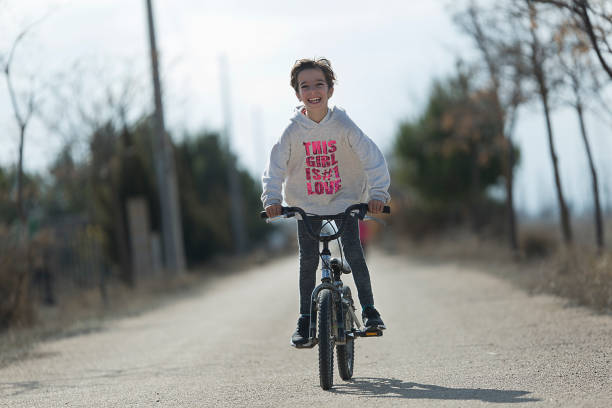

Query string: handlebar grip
383 206 391 214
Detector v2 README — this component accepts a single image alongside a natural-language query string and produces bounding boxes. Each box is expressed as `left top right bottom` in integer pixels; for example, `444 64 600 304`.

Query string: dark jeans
297 215 374 315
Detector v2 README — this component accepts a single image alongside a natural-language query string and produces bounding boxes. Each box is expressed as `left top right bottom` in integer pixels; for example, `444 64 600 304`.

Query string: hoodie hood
290 104 341 129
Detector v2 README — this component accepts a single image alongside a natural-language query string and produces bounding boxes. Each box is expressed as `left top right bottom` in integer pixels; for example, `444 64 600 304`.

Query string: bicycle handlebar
260 203 390 242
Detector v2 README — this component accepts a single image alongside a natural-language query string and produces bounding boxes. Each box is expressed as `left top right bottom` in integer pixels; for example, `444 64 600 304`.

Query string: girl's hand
265 204 282 218
368 199 384 214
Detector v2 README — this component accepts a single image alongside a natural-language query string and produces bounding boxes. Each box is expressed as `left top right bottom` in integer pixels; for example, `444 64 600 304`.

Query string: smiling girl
261 58 390 346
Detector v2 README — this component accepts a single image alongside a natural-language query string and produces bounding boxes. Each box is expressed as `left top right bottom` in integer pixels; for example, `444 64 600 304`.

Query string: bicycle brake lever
265 215 286 223
265 211 297 223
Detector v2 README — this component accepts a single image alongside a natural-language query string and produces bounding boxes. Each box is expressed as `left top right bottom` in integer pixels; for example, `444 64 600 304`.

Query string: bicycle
261 203 390 390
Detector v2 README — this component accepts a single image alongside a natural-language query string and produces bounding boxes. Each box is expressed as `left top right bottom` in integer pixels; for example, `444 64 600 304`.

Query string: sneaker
291 315 310 346
362 306 386 330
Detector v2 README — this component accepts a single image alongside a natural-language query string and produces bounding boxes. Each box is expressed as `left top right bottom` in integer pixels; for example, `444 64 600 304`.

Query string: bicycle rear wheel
318 288 334 390
337 286 355 380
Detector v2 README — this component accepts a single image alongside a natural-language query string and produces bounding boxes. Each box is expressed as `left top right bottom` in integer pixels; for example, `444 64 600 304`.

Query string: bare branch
578 0 612 79
2 10 52 128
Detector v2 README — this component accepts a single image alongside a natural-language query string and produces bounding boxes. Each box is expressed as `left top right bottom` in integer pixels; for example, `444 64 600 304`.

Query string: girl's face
295 68 334 120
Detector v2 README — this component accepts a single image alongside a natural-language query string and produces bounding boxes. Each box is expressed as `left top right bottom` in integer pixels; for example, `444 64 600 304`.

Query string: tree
1 25 38 224
0 13 45 323
176 132 268 265
552 16 605 250
454 1 529 250
525 0 574 244
41 66 152 285
394 67 515 230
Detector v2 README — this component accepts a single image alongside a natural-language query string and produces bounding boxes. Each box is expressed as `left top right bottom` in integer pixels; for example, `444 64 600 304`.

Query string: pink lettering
306 156 315 167
315 182 324 194
328 140 337 153
319 155 330 167
303 142 311 155
333 166 340 178
312 141 322 154
330 153 338 165
307 182 314 195
305 168 311 180
324 181 334 194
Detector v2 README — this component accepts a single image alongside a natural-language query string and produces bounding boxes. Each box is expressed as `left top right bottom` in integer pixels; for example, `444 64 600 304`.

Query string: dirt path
0 251 610 407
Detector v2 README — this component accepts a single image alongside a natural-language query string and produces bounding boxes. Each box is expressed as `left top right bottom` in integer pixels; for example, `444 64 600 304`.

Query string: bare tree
454 2 528 252
39 60 147 156
0 11 44 328
553 18 605 251
40 62 149 285
525 0 573 244
1 28 37 224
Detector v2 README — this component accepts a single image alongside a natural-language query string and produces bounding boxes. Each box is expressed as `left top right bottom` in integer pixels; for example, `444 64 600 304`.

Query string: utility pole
219 55 248 254
145 0 186 271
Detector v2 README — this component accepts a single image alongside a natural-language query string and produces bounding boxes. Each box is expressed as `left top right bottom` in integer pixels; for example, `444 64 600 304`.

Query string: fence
28 215 108 306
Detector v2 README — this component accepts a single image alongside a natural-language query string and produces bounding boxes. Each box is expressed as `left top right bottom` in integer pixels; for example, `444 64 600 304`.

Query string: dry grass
533 248 612 312
0 227 34 330
386 221 612 314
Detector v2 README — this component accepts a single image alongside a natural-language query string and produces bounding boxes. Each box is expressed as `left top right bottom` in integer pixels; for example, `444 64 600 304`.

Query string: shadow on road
331 377 540 403
0 381 42 398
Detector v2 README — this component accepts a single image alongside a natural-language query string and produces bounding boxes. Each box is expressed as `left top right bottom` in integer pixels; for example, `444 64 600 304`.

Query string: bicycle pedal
356 328 383 337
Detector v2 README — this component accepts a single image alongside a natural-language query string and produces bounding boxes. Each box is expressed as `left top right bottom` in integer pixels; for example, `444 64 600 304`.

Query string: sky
1 0 611 218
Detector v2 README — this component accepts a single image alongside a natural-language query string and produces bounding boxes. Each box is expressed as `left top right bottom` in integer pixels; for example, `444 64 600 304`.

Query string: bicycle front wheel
337 286 355 380
318 288 334 390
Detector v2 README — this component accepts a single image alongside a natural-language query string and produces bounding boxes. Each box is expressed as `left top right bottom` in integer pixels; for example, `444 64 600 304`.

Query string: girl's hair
290 58 336 93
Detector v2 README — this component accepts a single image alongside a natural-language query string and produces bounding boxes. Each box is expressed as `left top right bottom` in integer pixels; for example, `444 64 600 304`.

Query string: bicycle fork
308 247 349 344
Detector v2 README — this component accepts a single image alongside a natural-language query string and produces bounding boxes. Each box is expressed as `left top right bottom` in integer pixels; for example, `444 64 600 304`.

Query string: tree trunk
539 85 573 244
17 124 26 224
113 176 132 286
465 5 519 252
504 138 518 251
469 145 482 232
494 101 519 252
528 3 573 245
576 101 604 251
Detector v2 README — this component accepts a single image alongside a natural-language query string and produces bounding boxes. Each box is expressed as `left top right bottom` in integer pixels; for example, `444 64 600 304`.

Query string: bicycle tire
337 286 355 380
318 288 334 390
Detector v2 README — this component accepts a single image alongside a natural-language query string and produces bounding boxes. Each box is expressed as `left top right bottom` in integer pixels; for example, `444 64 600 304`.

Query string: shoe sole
291 338 315 348
364 324 386 331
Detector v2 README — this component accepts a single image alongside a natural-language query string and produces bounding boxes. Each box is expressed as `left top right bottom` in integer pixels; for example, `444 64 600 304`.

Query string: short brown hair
290 58 336 93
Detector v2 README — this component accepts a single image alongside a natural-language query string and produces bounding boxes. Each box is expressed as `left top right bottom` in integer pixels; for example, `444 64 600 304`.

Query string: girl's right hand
265 204 282 218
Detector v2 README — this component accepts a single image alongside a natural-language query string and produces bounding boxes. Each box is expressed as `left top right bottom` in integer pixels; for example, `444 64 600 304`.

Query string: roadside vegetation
390 0 612 313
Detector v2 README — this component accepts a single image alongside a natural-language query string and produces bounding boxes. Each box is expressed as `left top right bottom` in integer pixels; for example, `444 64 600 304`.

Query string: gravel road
0 251 610 407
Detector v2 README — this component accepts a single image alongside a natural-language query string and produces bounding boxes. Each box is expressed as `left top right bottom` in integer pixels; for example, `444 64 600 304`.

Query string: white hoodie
261 105 390 215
